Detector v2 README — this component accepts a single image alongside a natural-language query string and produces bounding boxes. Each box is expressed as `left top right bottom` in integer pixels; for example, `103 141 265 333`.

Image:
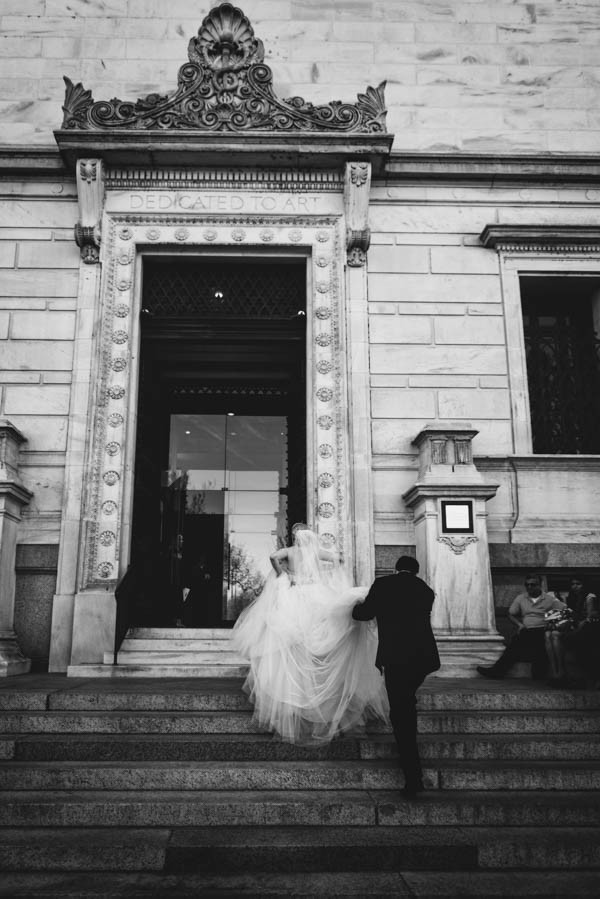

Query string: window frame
499 255 600 455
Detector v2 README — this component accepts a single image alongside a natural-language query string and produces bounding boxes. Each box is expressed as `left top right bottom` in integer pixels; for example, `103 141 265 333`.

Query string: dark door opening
130 256 307 628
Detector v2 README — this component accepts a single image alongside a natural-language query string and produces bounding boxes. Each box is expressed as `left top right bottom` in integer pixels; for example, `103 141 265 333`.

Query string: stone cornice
53 130 393 174
386 152 600 183
3 147 600 184
476 454 600 472
480 224 600 253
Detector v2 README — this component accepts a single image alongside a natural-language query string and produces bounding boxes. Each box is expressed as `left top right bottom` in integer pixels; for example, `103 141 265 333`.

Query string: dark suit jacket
352 572 440 674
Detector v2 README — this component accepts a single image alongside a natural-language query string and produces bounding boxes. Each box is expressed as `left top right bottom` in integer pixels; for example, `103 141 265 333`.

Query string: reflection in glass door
163 413 288 626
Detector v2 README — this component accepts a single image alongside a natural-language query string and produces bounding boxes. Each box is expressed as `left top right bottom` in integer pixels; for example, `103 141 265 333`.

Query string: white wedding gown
231 530 389 744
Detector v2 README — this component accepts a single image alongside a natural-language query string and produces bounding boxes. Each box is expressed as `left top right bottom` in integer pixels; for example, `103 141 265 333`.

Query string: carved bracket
437 535 479 555
74 158 104 264
344 162 371 267
60 3 387 136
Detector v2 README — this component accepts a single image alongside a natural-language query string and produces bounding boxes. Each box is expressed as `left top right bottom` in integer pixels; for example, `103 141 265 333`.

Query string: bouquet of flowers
544 607 576 632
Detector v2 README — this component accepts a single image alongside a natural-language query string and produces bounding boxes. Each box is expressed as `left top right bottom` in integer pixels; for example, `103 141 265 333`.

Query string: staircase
0 676 599 897
68 628 248 677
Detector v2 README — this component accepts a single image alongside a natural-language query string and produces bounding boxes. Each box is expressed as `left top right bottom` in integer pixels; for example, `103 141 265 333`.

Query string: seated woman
545 577 595 685
562 594 600 688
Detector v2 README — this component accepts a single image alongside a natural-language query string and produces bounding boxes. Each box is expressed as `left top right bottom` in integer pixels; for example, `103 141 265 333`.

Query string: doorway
130 255 307 627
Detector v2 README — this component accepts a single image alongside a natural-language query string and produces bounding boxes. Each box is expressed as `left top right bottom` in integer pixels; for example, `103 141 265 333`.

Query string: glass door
163 413 288 627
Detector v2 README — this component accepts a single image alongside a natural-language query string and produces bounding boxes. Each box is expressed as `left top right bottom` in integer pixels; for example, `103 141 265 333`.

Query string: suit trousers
384 665 426 789
494 627 547 679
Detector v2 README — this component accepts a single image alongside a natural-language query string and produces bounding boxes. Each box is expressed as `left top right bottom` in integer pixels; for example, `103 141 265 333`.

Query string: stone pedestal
0 421 33 676
403 425 505 677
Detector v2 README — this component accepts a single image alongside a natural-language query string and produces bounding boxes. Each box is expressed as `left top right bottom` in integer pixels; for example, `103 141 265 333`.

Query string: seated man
477 574 566 680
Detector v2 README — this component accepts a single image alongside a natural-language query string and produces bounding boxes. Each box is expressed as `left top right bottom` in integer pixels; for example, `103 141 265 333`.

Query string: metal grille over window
143 260 306 319
521 277 600 454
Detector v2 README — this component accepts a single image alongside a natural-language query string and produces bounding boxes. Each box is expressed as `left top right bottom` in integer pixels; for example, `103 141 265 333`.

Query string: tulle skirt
230 571 389 743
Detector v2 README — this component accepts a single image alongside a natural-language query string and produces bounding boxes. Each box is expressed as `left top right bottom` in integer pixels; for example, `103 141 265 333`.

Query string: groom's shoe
401 782 424 800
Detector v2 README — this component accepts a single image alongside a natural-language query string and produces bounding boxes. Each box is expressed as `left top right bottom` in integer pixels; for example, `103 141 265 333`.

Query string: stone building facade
0 0 599 676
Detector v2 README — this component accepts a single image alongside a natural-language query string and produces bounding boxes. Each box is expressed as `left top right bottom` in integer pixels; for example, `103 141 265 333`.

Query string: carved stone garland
84 216 348 587
60 2 386 134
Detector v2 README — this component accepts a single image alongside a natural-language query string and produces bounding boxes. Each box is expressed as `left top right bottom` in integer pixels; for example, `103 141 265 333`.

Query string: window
520 276 600 454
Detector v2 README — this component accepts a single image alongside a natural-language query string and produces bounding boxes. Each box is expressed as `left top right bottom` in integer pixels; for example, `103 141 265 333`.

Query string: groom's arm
352 581 379 621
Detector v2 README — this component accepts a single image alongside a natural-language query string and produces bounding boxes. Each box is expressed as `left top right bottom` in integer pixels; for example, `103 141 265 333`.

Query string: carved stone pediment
60 3 387 136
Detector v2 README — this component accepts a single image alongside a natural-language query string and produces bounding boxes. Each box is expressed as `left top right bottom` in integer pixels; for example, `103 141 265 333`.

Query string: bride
231 523 388 743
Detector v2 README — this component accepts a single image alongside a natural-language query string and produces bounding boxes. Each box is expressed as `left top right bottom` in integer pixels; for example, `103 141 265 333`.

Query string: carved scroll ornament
61 3 387 135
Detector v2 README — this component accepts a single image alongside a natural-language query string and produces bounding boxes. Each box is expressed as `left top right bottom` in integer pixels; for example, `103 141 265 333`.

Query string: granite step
68 663 249 677
162 825 600 873
104 652 249 666
1 759 599 792
1 682 598 712
1 709 599 735
2 869 600 898
3 825 600 873
1 790 599 827
6 732 599 763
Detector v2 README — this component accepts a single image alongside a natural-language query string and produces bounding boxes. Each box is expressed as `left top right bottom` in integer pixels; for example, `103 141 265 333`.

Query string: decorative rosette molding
59 3 387 136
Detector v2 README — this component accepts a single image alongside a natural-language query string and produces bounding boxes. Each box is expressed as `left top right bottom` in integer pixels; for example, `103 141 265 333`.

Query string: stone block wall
0 177 78 668
1 0 600 152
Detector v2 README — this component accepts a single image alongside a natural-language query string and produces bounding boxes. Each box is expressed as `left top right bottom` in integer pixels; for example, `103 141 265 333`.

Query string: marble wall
1 0 600 153
368 182 600 554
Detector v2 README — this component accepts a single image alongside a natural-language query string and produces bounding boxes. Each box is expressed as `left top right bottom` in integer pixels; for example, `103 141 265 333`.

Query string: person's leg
384 665 426 795
526 628 549 680
545 630 566 680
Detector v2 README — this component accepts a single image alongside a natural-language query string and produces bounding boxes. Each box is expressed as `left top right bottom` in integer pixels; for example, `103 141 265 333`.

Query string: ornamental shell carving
318 502 335 518
108 412 124 427
117 278 131 291
101 500 117 515
119 228 132 240
316 360 333 375
145 228 161 241
115 304 129 318
97 561 114 578
112 358 127 372
99 530 116 546
117 250 133 264
315 333 332 347
231 228 246 242
203 228 218 241
315 256 329 267
105 441 121 456
317 414 333 429
318 472 334 488
112 330 128 344
191 2 264 72
316 281 329 294
316 387 333 402
107 385 126 400
175 227 190 241
316 231 330 243
103 470 120 486
315 306 331 319
320 532 336 547
318 443 333 458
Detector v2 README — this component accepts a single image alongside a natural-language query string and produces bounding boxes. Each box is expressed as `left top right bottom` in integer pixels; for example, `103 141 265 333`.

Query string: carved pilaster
344 161 371 267
74 158 104 264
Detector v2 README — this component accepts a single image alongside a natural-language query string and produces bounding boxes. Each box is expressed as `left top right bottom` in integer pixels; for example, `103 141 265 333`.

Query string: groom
352 555 440 798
